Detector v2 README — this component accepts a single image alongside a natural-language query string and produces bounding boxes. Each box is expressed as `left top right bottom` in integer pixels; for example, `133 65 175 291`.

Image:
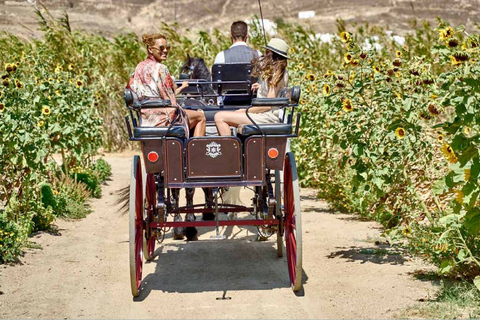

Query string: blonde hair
142 33 166 48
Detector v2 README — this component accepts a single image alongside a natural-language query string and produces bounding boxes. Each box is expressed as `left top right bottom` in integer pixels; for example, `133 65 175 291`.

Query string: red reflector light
267 148 279 159
147 151 159 162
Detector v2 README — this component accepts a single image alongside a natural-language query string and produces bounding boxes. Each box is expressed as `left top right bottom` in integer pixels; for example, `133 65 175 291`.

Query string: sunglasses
151 45 171 52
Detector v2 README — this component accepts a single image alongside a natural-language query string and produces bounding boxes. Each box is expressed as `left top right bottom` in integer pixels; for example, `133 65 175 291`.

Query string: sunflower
306 73 316 81
55 90 61 96
439 26 454 41
324 70 334 78
453 51 469 61
76 79 83 87
395 50 402 57
42 105 51 116
322 84 331 96
15 79 23 89
427 103 440 115
464 169 471 182
392 58 402 67
437 133 444 142
344 52 353 63
2 78 9 86
300 99 306 105
350 59 359 67
342 99 353 112
340 31 351 43
54 65 63 73
298 63 304 69
359 51 367 59
446 38 459 48
5 63 14 73
335 80 346 88
37 120 45 127
449 55 462 66
373 65 381 73
0 102 5 113
68 63 75 71
311 84 317 93
349 72 356 82
402 227 412 237
463 126 471 136
395 127 406 139
440 143 458 163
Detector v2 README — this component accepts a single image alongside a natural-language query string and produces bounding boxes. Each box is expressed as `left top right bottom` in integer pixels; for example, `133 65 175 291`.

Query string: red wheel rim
145 173 156 258
134 159 144 291
284 156 297 288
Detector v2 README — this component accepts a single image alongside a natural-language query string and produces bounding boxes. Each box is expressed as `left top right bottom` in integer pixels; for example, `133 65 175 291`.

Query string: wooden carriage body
125 62 303 297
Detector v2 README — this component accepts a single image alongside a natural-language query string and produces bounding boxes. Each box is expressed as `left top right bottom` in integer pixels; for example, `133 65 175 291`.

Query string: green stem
457 229 480 268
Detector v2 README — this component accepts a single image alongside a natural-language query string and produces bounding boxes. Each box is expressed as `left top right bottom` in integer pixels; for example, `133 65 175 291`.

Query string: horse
179 54 216 105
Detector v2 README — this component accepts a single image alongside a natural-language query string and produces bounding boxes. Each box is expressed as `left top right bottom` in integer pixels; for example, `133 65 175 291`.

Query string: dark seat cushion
237 123 292 136
251 98 289 106
134 126 186 138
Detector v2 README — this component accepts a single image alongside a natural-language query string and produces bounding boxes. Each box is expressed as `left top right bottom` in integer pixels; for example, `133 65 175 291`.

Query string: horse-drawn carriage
124 62 302 297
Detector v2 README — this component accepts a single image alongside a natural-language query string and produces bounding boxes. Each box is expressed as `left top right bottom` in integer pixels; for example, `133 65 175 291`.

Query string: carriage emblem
205 141 222 158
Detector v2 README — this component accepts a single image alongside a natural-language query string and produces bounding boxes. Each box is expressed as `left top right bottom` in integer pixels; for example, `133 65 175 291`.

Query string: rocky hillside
1 0 480 38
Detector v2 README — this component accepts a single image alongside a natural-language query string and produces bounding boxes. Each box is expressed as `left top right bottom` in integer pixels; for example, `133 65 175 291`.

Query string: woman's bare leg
185 109 206 136
214 111 253 136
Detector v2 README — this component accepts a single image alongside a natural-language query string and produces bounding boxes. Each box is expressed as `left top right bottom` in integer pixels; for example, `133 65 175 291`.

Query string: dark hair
231 21 248 40
251 50 287 88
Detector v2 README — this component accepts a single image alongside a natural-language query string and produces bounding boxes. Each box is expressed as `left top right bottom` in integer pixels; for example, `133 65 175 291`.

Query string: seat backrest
211 63 256 93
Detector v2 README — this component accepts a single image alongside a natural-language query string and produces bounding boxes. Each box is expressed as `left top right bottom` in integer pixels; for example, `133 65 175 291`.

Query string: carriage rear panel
186 137 242 180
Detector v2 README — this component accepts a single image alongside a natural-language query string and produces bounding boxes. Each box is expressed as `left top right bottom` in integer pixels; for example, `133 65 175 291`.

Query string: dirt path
0 153 435 319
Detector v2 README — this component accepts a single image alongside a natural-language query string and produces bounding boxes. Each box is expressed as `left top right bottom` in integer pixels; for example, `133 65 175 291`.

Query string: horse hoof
202 213 215 221
185 227 198 241
173 234 185 240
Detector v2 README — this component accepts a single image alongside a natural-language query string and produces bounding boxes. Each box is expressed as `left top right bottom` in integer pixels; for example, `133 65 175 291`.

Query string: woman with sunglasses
214 38 289 136
129 33 206 137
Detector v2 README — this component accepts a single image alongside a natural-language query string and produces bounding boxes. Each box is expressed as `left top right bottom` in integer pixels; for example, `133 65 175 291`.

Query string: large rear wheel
284 152 302 291
129 155 144 297
143 173 156 261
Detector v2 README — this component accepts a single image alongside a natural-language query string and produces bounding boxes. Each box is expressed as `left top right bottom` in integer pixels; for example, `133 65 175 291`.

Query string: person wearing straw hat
214 37 290 136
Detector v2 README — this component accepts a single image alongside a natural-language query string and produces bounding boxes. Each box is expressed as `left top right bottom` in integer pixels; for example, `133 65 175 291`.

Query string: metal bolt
254 176 256 179
174 178 177 181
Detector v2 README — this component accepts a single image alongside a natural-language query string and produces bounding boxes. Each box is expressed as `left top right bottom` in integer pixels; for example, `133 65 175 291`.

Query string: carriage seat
237 123 292 137
133 126 186 138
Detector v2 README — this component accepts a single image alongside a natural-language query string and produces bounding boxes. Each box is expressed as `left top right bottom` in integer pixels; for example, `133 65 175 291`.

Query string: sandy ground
0 152 436 319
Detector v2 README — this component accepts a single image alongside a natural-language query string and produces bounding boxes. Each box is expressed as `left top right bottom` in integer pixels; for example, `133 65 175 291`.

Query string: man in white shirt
214 21 261 64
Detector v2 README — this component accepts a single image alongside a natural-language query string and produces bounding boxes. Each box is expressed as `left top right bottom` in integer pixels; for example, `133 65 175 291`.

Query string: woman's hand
251 82 260 92
180 80 189 89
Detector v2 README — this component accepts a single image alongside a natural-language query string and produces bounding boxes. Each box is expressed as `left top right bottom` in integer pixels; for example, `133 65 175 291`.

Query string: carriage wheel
274 170 283 258
129 155 144 297
284 152 302 291
143 173 156 261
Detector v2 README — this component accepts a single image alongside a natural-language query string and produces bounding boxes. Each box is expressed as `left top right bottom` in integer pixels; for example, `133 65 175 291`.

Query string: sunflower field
0 6 479 288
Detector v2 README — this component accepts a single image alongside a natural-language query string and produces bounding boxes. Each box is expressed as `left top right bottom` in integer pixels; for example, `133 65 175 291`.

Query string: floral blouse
129 55 188 134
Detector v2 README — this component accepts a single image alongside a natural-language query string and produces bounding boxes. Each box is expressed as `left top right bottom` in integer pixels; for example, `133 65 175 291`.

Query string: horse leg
185 188 198 241
202 187 215 221
172 188 185 240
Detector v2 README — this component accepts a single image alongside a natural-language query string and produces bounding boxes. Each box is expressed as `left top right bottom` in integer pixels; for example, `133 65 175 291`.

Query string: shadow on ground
327 245 409 265
134 233 309 300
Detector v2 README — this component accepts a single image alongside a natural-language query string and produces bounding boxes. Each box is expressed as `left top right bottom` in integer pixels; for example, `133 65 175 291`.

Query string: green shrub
32 205 55 232
92 158 112 182
71 167 101 198
40 183 56 210
0 210 22 263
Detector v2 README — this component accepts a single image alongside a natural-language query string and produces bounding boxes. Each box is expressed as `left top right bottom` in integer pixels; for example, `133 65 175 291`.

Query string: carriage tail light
147 151 159 163
268 148 279 159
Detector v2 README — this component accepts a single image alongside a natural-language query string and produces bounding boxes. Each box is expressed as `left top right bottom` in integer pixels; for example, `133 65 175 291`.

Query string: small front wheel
284 152 302 292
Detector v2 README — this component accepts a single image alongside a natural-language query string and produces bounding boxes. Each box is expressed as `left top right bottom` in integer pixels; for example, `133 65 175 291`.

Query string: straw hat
265 38 289 59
